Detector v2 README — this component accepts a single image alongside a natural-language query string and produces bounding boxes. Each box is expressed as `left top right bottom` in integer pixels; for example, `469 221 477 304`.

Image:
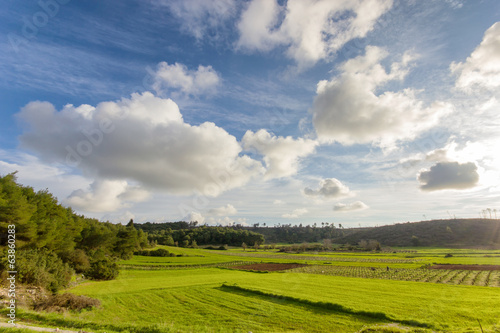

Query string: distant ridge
334 219 500 248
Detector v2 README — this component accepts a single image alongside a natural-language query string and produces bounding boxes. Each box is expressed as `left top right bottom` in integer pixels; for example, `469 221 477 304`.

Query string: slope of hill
334 219 500 248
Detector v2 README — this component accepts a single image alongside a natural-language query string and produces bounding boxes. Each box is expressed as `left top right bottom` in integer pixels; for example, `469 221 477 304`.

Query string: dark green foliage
60 249 91 273
244 223 344 244
0 173 149 288
13 248 73 292
135 248 172 257
334 219 500 247
138 223 265 247
86 258 119 280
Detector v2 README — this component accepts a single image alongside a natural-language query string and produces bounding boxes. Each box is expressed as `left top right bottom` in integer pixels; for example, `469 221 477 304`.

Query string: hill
333 218 500 248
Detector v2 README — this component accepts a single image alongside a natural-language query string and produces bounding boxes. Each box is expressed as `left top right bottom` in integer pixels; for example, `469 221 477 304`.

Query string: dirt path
0 322 93 332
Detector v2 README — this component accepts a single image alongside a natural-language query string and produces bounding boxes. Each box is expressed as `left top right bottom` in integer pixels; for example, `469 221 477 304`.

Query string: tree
411 235 420 246
86 258 119 280
241 242 247 251
0 173 37 246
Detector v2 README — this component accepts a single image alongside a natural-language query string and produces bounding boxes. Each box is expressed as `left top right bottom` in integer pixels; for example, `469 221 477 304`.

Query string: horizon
1 0 499 228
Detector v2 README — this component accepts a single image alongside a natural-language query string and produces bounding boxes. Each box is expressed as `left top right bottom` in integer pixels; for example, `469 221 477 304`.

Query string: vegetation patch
429 264 500 270
33 293 100 312
229 262 308 271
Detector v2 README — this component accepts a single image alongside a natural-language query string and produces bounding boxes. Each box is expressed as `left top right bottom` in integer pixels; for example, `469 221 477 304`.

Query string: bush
12 249 73 292
60 249 90 273
135 248 171 257
85 258 119 280
34 293 100 312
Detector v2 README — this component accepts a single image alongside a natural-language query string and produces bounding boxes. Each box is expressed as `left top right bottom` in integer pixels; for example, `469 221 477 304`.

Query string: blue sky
1 0 500 227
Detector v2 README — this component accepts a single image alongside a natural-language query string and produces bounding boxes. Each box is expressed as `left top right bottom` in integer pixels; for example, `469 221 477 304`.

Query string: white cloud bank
304 178 352 199
334 201 369 212
311 46 452 147
236 0 393 68
451 22 500 92
242 129 318 179
282 208 308 219
65 179 150 213
417 161 479 191
16 92 263 198
208 204 238 216
152 62 221 96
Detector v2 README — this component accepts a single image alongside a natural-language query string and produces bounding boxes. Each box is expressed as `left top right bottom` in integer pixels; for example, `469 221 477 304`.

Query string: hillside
333 219 500 248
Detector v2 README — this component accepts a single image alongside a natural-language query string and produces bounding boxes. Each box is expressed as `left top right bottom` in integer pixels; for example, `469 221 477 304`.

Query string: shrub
60 249 90 273
34 293 100 312
135 248 171 257
13 248 73 292
85 258 119 280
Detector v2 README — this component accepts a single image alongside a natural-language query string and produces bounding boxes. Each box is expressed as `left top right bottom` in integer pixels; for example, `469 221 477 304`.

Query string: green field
6 246 500 333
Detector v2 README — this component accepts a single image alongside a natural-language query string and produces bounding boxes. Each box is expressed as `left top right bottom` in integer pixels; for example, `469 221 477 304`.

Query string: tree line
0 173 149 292
136 222 265 247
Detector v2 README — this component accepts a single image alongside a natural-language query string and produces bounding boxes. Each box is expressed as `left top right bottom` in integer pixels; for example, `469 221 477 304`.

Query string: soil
229 263 308 271
429 264 500 270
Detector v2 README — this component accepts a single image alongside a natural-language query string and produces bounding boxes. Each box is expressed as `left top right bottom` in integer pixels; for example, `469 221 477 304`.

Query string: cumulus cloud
152 62 221 96
418 161 479 191
311 46 452 146
208 204 238 216
237 0 393 68
154 0 237 41
65 179 150 213
183 211 205 224
16 92 263 197
205 216 248 226
242 129 318 179
282 208 308 219
333 201 369 212
451 22 500 91
304 178 352 199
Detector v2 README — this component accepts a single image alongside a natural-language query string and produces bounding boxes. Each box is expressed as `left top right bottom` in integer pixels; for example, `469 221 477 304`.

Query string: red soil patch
230 263 308 271
429 264 500 270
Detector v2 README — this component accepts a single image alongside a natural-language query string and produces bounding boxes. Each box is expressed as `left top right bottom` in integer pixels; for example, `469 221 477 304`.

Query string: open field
4 247 500 332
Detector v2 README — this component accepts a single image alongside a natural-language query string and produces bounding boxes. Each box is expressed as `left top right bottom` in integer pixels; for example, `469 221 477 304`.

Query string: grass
8 247 500 332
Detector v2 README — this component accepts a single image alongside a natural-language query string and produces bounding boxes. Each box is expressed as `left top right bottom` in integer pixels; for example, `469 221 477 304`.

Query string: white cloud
65 179 150 213
311 46 452 146
282 208 308 219
273 199 285 205
208 204 238 216
334 201 369 212
152 62 221 96
418 161 479 191
451 22 500 92
304 178 352 199
242 129 318 179
16 92 263 198
154 0 237 41
183 211 206 224
237 0 393 68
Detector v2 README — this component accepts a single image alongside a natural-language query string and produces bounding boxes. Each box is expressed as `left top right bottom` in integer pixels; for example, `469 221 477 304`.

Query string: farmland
3 246 500 333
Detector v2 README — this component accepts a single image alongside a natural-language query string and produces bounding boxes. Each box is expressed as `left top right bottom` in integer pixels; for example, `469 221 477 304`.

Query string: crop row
289 265 500 287
119 261 256 270
218 251 423 263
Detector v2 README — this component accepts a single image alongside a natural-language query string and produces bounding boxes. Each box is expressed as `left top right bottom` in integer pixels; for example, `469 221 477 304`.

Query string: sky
1 0 500 227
